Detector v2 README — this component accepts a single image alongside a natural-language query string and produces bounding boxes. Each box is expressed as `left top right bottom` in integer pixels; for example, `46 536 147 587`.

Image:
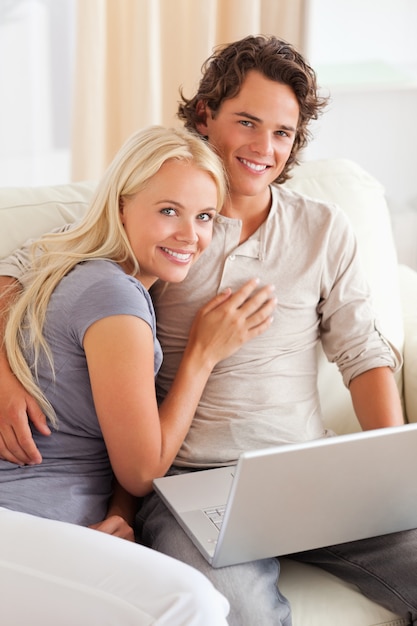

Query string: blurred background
1 0 416 265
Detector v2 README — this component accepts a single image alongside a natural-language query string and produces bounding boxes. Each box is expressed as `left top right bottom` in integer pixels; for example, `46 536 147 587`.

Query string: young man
0 36 416 625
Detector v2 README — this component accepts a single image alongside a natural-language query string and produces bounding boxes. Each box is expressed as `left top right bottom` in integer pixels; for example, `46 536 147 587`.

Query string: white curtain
0 0 74 187
72 0 306 181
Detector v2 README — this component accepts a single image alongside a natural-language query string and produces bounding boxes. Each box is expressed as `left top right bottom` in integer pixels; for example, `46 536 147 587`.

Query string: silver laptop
153 423 417 568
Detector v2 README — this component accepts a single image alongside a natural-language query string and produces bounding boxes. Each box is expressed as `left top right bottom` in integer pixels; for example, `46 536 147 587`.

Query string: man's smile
238 157 271 173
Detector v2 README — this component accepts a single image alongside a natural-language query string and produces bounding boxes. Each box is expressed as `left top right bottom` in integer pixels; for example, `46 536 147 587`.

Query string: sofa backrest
0 181 96 258
0 158 404 435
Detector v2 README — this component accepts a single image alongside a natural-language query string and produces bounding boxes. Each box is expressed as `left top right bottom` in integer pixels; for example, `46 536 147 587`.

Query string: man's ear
195 100 209 135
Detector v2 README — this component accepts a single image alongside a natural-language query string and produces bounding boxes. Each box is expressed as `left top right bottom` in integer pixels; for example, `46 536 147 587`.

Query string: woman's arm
84 279 276 496
0 276 50 465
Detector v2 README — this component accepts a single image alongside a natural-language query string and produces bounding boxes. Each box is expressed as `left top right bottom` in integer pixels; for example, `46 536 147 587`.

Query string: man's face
197 70 300 202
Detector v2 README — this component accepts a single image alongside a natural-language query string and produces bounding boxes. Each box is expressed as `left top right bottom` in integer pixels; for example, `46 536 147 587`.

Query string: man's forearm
0 275 22 363
349 366 404 430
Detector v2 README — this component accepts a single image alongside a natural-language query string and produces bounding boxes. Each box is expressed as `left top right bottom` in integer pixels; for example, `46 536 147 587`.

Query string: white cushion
0 181 95 258
279 558 407 626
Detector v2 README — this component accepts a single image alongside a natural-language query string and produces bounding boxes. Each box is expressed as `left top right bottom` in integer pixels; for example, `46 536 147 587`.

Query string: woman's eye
160 208 176 216
197 212 214 222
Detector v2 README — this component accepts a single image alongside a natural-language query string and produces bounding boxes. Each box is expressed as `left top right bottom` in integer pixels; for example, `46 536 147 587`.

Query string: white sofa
0 158 415 626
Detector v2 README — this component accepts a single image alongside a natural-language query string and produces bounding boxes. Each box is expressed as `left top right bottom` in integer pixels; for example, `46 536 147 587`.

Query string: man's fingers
26 398 51 436
0 427 42 465
0 432 26 465
0 409 45 465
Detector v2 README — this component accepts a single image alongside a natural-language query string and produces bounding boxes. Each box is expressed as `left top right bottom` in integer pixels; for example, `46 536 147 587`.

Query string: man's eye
197 212 214 222
239 120 253 127
160 208 176 216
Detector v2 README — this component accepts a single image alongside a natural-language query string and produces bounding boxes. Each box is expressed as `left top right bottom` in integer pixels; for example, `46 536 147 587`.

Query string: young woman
0 125 275 624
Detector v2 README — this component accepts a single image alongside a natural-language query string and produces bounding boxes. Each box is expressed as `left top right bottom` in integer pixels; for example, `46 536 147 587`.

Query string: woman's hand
186 278 277 369
85 279 276 497
89 515 135 542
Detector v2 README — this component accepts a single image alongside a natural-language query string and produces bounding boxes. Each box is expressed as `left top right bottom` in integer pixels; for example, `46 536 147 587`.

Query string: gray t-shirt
0 259 162 526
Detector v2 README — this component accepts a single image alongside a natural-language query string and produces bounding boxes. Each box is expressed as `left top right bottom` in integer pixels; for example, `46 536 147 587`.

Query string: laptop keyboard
204 505 226 529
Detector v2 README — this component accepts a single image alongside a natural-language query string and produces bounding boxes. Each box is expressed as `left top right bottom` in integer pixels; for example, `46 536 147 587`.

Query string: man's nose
251 131 273 155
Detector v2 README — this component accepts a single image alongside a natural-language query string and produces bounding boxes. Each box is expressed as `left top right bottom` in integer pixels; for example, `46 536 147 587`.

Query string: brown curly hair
178 35 328 184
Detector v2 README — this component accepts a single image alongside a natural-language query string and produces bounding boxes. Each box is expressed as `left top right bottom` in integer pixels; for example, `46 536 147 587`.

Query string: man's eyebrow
234 111 261 123
233 111 296 133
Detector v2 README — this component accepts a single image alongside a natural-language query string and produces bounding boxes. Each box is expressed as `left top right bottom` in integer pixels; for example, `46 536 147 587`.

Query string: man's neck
221 187 272 243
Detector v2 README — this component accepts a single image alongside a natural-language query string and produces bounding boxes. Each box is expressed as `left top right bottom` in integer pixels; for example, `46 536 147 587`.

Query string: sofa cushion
279 558 407 626
0 181 95 259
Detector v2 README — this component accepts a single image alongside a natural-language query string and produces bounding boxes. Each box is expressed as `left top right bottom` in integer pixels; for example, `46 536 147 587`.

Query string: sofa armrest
399 264 417 423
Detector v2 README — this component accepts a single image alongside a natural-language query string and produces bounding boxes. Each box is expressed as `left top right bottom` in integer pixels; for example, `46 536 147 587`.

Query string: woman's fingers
200 278 275 317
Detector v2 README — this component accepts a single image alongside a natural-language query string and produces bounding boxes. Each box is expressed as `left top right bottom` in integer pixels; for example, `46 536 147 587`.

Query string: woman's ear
195 100 209 136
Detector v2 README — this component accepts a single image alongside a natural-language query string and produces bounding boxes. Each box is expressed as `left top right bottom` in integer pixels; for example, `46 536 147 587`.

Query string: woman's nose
175 220 198 243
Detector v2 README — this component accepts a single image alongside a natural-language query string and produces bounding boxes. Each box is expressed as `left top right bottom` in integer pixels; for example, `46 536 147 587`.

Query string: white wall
302 0 417 267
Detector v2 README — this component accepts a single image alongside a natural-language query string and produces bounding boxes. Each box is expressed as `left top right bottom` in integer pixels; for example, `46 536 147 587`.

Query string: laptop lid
153 423 417 568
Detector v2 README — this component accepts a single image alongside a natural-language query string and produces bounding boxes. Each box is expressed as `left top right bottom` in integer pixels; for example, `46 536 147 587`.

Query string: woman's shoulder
71 259 125 282
53 260 156 336
58 259 151 310
69 259 145 292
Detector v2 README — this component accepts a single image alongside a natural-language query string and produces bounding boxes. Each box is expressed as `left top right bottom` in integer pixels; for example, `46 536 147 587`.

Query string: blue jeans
137 491 292 626
292 530 417 624
137 492 417 625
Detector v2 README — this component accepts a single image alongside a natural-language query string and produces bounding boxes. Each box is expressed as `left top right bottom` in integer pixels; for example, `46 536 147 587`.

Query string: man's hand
0 274 50 465
0 366 50 465
89 515 135 542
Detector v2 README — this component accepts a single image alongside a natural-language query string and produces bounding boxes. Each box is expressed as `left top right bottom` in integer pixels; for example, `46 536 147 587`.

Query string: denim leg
291 529 417 625
137 492 292 626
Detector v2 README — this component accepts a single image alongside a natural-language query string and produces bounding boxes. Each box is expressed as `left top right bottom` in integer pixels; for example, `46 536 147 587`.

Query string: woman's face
120 159 218 288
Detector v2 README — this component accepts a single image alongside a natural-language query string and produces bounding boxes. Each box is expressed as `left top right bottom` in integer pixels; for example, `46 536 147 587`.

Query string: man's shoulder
271 182 342 218
272 181 331 205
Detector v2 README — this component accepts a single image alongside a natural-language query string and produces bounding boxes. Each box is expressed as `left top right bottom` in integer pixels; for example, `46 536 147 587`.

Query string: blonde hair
4 125 227 425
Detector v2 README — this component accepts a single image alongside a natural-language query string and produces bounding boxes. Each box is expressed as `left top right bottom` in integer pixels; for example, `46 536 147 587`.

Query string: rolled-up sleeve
318 209 401 387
